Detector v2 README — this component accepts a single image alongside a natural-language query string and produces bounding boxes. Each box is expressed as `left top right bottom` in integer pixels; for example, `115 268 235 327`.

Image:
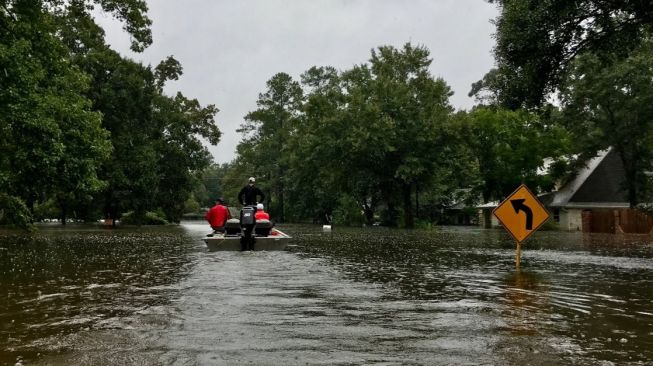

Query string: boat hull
203 229 291 251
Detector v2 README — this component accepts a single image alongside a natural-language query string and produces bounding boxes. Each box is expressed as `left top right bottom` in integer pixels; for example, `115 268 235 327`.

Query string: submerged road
1 223 652 365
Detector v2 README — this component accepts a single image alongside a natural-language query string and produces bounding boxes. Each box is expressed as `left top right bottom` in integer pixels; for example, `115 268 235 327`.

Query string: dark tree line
4 1 653 229
206 0 653 226
479 0 653 207
205 44 568 228
0 0 220 227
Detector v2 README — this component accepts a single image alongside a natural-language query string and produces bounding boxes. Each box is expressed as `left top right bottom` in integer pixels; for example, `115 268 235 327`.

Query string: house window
553 208 560 223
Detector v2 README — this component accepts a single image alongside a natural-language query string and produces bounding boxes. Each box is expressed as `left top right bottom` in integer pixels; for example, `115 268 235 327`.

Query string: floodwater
1 223 652 365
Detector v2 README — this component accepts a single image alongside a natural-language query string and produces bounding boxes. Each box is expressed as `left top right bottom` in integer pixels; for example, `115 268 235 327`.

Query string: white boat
203 228 292 251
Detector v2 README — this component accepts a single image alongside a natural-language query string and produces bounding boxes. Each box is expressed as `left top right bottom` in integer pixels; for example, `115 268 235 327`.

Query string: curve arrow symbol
510 199 533 230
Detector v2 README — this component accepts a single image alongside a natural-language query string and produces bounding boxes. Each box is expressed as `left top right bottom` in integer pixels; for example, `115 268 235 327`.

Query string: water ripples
0 224 652 365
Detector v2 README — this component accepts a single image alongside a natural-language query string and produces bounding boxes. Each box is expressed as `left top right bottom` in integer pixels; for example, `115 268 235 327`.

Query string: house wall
558 208 583 231
478 209 500 228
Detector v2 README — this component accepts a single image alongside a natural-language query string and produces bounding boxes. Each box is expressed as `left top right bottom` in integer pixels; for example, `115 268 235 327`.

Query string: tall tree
0 1 110 224
239 73 303 222
485 0 653 108
286 66 349 223
462 107 569 202
77 47 158 222
152 57 221 222
343 44 455 227
559 41 653 206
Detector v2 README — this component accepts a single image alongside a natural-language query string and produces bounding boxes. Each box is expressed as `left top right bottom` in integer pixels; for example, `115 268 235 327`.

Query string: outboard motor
224 218 241 236
254 219 273 237
240 207 256 250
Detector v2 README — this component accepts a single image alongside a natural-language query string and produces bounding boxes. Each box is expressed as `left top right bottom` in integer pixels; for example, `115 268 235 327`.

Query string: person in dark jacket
237 177 264 251
238 177 265 206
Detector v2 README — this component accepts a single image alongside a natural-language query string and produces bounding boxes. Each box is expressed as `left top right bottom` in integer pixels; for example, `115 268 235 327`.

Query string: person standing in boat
238 177 265 209
238 177 265 250
255 203 270 220
205 198 230 233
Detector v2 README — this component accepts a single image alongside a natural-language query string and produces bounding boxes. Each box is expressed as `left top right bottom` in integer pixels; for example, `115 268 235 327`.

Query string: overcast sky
96 0 499 164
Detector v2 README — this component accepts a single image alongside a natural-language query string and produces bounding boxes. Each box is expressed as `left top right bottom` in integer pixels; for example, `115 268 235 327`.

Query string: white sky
96 0 499 164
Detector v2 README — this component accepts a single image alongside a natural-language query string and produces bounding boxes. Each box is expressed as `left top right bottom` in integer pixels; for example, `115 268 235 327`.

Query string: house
478 148 630 231
437 188 478 225
542 148 629 231
478 201 500 229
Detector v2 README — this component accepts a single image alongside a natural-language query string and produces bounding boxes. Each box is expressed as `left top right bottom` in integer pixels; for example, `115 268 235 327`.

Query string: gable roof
548 147 629 208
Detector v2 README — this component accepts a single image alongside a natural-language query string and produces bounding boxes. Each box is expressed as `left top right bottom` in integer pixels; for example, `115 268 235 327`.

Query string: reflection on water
0 223 652 365
0 225 195 364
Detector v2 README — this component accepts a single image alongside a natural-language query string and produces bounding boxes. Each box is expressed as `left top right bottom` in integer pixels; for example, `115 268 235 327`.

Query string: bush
539 219 560 231
33 199 59 221
0 193 32 229
414 219 434 230
379 206 400 227
183 197 201 214
637 203 653 216
120 210 169 225
333 194 364 227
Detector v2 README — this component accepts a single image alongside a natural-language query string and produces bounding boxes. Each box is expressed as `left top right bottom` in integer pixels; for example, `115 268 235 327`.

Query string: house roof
476 201 498 209
548 147 629 208
476 147 629 210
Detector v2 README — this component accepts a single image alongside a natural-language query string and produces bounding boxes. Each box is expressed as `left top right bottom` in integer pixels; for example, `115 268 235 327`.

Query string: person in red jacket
205 198 230 232
255 203 270 220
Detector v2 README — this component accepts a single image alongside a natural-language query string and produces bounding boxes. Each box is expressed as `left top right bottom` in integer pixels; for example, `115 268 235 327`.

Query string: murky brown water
1 223 652 365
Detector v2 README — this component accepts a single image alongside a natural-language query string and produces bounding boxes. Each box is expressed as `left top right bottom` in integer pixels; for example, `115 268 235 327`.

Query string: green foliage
0 2 112 223
0 1 219 227
461 107 569 201
413 219 435 230
229 43 491 228
183 196 201 214
484 0 653 108
32 199 60 221
636 203 653 217
340 44 457 228
196 163 230 207
332 195 364 227
238 72 303 222
152 88 220 222
559 40 653 206
120 210 168 225
539 218 560 231
0 194 32 229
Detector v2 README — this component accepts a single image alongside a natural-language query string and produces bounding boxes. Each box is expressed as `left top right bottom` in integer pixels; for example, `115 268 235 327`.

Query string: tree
1 0 221 226
152 65 221 222
462 107 569 202
195 163 231 207
285 66 348 223
485 0 653 108
559 41 653 206
0 1 110 224
75 47 159 223
343 44 455 227
239 73 303 222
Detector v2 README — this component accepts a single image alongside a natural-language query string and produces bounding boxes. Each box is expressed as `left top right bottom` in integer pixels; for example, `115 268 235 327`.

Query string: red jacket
205 204 229 227
255 210 270 220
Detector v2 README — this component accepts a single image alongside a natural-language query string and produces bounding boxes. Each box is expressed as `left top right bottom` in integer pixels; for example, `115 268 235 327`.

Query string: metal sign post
493 184 550 269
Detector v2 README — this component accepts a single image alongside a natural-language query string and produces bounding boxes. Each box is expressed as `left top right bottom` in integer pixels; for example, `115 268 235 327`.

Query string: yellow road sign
493 184 550 243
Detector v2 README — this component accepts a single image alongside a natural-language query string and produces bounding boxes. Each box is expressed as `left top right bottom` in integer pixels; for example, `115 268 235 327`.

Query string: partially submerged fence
582 209 653 234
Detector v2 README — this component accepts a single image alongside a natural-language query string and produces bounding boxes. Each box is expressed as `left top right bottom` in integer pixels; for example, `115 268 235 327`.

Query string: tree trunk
618 149 638 208
403 182 414 229
415 183 419 219
279 183 285 223
60 202 67 226
363 202 374 224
